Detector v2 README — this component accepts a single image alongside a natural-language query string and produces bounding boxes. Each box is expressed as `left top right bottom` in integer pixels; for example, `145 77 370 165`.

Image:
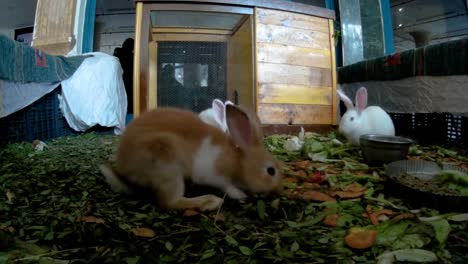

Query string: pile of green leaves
0 132 467 263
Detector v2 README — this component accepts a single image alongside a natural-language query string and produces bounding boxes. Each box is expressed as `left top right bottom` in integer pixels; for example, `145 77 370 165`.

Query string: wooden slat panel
256 8 329 33
133 3 151 116
258 104 332 125
136 0 336 20
32 0 77 55
257 43 331 68
152 28 232 35
227 16 255 110
257 63 332 88
153 33 227 42
148 41 157 109
258 84 331 105
329 19 338 125
256 23 330 50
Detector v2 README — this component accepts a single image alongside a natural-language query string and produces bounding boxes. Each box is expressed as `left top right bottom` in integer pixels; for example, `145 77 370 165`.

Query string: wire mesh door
157 41 227 113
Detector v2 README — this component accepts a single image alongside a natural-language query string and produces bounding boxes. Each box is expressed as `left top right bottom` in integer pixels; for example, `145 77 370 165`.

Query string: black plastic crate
0 87 77 146
389 112 467 146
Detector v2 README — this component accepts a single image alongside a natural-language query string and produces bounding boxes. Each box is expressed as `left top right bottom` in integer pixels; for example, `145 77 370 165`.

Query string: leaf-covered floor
0 132 467 263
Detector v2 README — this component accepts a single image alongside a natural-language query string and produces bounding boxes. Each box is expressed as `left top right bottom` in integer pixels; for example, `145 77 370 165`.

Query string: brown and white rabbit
99 104 283 211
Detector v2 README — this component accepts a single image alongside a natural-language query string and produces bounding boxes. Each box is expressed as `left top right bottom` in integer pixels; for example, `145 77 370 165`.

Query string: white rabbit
337 86 395 145
198 99 234 133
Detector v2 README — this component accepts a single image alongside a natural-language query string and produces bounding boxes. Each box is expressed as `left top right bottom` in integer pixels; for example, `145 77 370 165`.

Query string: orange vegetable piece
301 191 336 202
343 184 367 193
295 160 311 169
282 177 298 184
297 170 308 178
344 228 378 249
330 191 365 199
323 214 339 227
391 213 415 222
301 182 321 190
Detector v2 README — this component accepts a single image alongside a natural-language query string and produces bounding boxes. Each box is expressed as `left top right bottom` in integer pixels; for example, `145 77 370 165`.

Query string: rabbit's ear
337 89 354 110
225 104 255 151
355 87 368 114
212 99 225 125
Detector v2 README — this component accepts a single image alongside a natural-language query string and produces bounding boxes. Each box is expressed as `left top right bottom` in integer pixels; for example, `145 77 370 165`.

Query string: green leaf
44 231 54 241
40 189 52 195
200 249 216 260
233 224 245 231
290 241 299 252
239 246 253 256
165 241 173 251
286 221 298 228
427 219 451 245
257 200 266 220
125 257 140 264
225 235 238 246
377 249 438 263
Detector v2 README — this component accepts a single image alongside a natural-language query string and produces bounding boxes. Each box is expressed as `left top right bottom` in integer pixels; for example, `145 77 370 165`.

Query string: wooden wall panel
258 84 331 105
255 8 330 33
257 43 331 69
257 63 332 88
258 104 332 125
227 16 254 110
32 0 77 55
255 7 334 125
256 24 330 50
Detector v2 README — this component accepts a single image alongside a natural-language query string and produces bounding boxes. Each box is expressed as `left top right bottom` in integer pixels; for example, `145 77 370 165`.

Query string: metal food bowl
359 134 414 166
385 160 468 212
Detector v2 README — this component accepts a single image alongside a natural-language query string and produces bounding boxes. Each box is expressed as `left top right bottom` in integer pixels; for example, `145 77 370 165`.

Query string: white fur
192 137 247 200
338 87 395 145
199 109 224 130
198 99 235 133
99 164 131 194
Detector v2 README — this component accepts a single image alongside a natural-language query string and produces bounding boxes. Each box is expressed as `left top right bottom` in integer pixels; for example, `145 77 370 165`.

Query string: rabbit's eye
350 117 354 121
266 167 276 176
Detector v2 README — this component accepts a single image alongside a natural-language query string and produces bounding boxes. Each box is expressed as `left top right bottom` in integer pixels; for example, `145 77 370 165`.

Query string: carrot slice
323 214 339 227
300 190 336 202
330 191 365 199
295 160 311 169
344 228 378 249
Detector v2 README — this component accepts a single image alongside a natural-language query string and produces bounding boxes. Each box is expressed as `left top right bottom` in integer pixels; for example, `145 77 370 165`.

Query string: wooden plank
135 0 336 20
329 19 338 125
258 103 332 125
262 124 336 136
256 23 331 50
153 33 227 42
257 43 331 68
258 84 331 105
253 7 259 114
152 28 232 35
148 41 157 109
145 3 253 15
133 3 151 116
257 63 332 88
227 16 255 110
31 0 77 55
256 8 329 33
256 23 330 50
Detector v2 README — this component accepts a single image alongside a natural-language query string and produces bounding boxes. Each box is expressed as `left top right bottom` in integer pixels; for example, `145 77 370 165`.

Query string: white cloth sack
59 52 127 135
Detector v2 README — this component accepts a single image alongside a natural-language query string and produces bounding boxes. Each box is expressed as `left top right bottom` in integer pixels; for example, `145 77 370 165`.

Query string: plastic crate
0 87 77 146
389 112 468 146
